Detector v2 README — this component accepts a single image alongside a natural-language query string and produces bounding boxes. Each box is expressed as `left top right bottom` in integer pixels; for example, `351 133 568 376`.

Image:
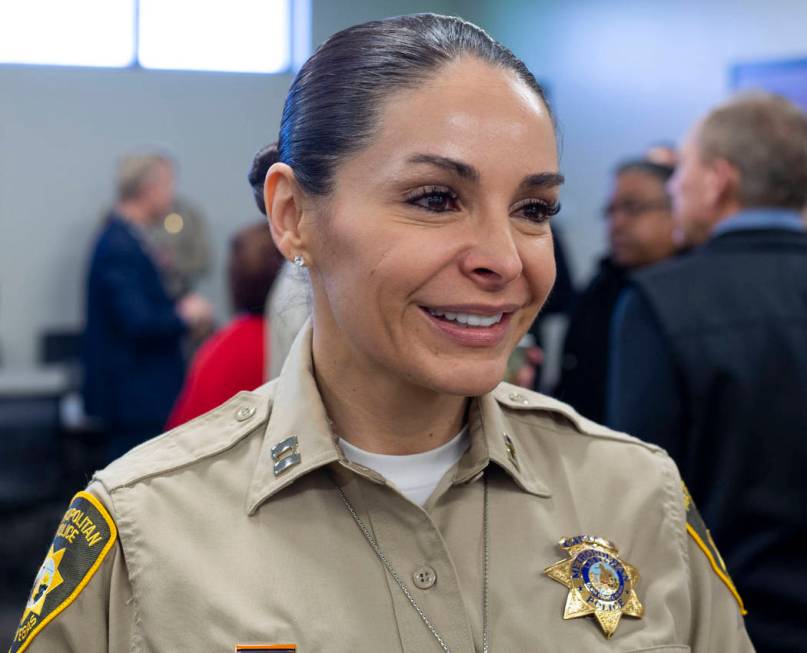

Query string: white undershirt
338 427 470 507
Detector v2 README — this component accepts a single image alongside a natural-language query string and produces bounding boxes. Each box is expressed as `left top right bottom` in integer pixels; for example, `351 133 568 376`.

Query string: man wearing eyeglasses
608 92 807 653
553 159 678 423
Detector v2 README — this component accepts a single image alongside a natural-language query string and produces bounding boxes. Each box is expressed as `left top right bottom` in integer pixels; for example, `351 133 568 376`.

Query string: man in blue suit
82 154 212 460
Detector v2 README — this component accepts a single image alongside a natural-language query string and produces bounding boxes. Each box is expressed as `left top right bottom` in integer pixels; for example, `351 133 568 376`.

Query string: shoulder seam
504 412 665 453
95 388 274 490
658 452 690 598
109 484 146 652
494 383 664 454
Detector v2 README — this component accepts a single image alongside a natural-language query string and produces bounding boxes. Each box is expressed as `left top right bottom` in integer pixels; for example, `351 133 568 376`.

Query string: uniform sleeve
7 487 134 653
606 287 686 461
662 468 756 651
686 526 755 651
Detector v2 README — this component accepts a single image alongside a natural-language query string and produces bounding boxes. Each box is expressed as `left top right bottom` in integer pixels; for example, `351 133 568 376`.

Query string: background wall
462 0 807 283
0 0 461 367
2 0 807 367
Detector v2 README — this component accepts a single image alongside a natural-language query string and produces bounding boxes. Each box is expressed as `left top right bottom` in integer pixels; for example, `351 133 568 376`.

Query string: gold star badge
24 545 66 621
545 535 644 638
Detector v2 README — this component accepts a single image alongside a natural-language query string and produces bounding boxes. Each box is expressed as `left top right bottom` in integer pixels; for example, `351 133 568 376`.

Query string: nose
608 211 627 236
459 214 524 289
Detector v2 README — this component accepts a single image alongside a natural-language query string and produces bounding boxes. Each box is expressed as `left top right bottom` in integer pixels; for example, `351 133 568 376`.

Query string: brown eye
513 199 561 224
407 187 459 213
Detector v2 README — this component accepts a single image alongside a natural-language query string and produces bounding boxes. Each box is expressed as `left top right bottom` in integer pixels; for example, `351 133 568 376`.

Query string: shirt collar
711 207 805 238
245 322 549 514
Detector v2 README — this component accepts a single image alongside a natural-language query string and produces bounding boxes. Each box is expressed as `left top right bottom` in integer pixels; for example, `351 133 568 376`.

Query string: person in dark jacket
82 154 213 460
553 159 677 422
608 92 807 653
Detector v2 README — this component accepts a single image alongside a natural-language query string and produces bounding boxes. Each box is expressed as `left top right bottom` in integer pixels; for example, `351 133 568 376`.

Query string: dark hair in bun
247 142 280 215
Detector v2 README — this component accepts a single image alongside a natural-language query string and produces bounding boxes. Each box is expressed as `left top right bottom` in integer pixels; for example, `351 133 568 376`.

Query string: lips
419 304 518 347
426 308 504 327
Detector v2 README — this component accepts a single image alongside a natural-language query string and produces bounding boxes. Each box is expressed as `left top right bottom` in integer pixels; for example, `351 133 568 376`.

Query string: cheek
523 237 557 307
315 223 418 330
642 221 669 249
686 170 707 201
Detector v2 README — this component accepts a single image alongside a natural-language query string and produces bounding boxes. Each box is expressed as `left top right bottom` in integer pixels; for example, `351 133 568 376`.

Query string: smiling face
300 57 561 398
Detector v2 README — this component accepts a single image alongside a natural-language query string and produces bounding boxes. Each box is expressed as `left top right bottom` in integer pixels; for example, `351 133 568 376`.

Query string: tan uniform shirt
12 326 754 652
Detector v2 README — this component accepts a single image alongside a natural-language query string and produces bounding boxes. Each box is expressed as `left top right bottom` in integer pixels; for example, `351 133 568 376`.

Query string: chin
420 359 507 397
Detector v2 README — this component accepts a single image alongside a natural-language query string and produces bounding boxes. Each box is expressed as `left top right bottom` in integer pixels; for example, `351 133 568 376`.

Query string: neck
707 199 743 234
312 326 468 456
116 200 153 227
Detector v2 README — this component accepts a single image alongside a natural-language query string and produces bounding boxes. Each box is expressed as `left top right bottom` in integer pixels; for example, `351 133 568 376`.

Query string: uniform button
413 566 437 589
235 406 256 422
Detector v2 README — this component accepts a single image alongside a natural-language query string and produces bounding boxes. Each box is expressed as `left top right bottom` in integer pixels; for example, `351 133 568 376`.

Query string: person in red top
166 221 284 428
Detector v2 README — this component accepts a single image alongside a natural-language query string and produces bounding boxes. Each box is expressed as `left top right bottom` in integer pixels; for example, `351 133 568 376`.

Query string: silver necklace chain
335 475 490 653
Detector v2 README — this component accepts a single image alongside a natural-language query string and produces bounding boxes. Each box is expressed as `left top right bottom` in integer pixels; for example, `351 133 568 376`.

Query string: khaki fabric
15 325 754 652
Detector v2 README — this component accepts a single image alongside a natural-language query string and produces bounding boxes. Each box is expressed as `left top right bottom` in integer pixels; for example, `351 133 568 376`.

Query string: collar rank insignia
545 535 644 638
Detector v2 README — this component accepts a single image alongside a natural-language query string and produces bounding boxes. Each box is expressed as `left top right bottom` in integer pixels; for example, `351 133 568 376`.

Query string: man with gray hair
608 92 807 652
83 153 213 461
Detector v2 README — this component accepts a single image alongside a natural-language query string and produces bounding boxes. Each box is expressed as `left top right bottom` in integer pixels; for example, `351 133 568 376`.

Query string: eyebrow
517 172 565 191
406 153 564 190
407 153 480 182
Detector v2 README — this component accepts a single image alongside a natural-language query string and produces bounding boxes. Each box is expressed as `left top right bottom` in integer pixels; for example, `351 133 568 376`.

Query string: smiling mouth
423 307 505 328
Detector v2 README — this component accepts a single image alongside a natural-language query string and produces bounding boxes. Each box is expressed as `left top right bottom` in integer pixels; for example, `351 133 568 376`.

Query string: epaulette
94 383 275 491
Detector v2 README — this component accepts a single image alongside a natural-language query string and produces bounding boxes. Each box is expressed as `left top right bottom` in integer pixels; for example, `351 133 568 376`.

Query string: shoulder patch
682 482 746 615
10 491 118 652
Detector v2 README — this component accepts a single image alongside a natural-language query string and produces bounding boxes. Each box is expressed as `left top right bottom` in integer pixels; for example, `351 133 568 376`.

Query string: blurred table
0 366 72 508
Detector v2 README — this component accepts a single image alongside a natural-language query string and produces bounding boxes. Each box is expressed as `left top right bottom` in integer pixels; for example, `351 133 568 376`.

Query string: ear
264 162 309 264
708 158 741 207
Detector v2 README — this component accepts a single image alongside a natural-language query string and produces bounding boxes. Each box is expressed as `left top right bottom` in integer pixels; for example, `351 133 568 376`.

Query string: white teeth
427 308 504 327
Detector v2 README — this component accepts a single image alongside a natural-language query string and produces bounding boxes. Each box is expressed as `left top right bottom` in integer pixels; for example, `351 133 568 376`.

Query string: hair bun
247 142 280 215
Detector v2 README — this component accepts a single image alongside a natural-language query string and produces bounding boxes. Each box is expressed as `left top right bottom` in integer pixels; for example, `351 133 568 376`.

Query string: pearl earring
292 255 305 268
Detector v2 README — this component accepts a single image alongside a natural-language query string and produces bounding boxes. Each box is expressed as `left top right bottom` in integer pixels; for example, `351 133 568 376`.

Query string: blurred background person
166 220 284 428
147 196 213 300
264 259 310 380
608 92 807 653
645 141 679 167
82 153 213 461
525 224 577 390
553 159 677 422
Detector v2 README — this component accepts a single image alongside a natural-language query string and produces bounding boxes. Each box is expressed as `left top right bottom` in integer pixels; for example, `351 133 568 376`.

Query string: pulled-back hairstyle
277 13 552 197
247 142 280 215
698 92 807 209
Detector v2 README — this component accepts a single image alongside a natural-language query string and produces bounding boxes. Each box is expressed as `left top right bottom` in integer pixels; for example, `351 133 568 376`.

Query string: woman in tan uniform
11 14 754 653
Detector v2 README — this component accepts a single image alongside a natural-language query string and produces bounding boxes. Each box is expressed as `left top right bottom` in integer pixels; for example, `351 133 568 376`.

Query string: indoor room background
2 0 807 368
